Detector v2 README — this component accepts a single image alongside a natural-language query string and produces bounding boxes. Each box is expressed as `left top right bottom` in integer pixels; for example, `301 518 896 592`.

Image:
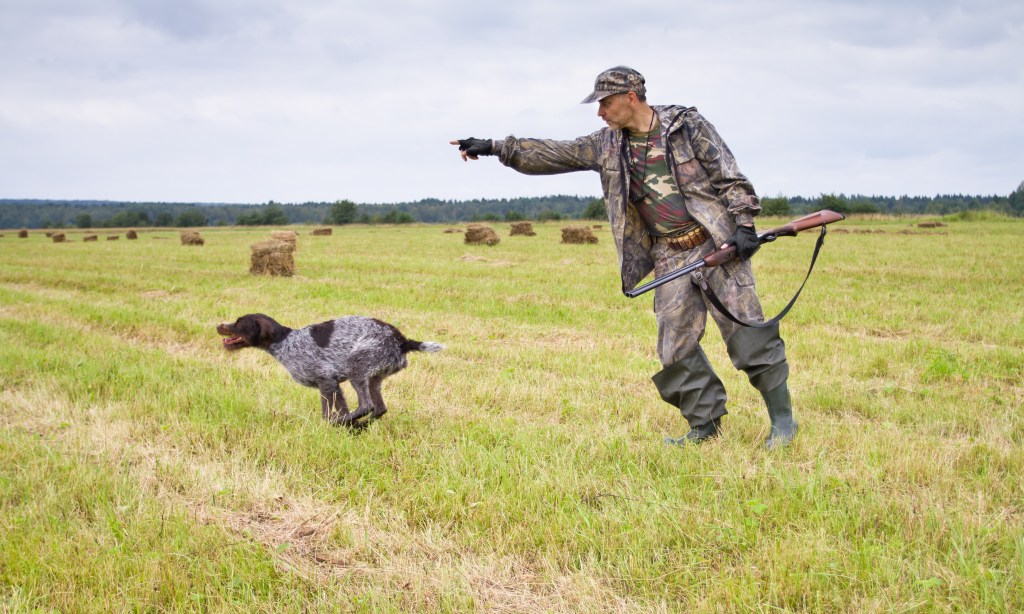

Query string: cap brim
580 90 617 104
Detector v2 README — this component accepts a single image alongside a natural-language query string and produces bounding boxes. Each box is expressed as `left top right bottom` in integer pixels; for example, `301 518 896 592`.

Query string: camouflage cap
580 66 646 104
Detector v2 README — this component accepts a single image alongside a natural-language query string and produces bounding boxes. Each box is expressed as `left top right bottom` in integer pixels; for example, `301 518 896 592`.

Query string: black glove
455 137 493 157
726 224 761 261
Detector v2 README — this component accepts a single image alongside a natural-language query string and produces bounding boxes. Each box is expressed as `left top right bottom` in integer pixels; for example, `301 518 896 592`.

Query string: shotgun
624 209 846 299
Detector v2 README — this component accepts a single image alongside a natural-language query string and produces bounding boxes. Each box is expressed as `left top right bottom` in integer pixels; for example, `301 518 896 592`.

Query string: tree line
0 195 603 229
1 185 1021 229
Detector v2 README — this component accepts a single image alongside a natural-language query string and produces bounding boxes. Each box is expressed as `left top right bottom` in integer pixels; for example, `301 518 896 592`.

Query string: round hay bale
464 225 500 246
510 221 536 236
107 235 119 240
250 239 296 276
561 226 598 244
51 232 67 243
180 231 205 246
18 229 28 238
270 230 298 249
83 234 98 242
126 229 138 239
311 227 333 236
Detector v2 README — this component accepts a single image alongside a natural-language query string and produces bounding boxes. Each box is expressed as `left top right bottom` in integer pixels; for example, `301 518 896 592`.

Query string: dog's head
217 314 285 351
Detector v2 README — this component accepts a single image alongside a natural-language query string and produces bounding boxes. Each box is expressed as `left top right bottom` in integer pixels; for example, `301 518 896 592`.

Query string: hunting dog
217 314 443 428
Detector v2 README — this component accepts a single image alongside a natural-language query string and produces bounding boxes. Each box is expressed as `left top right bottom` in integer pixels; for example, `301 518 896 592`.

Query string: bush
760 197 791 217
325 200 357 225
237 203 290 226
375 210 416 224
581 199 607 220
175 208 208 227
106 209 150 228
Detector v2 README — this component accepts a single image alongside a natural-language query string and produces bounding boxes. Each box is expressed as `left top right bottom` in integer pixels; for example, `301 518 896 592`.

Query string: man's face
597 93 633 129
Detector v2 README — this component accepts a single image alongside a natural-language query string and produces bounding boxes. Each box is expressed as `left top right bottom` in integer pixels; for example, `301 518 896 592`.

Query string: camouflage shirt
626 116 696 236
493 106 761 293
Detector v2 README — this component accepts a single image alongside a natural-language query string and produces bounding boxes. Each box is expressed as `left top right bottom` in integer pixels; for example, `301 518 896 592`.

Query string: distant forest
2 185 1022 229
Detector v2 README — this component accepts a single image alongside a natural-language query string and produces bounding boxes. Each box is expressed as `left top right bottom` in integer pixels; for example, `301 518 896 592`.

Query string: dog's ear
256 316 274 345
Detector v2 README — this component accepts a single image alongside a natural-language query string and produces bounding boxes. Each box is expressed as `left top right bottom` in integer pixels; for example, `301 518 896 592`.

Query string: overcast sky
1 0 1021 204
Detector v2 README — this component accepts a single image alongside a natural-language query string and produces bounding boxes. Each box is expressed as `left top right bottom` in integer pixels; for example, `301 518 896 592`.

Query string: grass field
1 215 1022 612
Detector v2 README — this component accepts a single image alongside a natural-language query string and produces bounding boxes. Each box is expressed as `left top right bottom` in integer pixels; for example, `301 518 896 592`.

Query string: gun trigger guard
692 269 710 291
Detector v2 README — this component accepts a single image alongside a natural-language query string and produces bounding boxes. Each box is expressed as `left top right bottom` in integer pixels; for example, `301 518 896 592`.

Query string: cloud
0 0 1022 202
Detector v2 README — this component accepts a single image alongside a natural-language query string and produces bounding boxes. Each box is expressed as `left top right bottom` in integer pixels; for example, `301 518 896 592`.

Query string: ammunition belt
658 224 709 251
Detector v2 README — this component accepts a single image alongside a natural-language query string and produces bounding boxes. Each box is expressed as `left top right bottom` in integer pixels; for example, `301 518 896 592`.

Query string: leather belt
658 225 709 251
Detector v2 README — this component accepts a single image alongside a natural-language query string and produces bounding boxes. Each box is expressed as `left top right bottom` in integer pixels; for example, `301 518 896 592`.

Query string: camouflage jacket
494 105 761 293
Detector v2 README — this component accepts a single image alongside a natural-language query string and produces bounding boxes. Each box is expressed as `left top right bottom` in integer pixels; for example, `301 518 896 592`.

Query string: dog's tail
401 339 445 354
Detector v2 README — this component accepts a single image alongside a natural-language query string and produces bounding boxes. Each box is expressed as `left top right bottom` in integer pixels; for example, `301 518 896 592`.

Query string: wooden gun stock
624 209 846 298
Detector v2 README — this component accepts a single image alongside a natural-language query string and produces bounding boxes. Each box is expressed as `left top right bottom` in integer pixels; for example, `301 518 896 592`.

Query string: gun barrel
624 258 708 298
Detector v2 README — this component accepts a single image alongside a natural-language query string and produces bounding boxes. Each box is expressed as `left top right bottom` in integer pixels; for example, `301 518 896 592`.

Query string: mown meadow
1 214 1022 612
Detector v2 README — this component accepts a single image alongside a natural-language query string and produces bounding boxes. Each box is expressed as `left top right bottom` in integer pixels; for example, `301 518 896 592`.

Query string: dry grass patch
180 231 204 245
510 221 536 237
561 226 598 244
464 225 500 246
0 384 662 613
270 230 298 249
250 239 296 276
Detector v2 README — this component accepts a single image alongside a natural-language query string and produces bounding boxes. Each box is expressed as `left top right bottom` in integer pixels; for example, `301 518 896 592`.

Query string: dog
217 313 443 428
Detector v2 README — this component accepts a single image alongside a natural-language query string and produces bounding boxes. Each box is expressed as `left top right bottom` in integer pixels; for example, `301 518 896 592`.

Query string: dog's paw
343 419 369 433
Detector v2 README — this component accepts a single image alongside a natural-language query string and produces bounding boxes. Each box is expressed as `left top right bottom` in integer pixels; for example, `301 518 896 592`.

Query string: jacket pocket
721 258 755 287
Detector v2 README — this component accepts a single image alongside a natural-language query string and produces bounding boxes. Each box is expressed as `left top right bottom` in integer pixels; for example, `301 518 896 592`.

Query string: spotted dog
217 314 443 428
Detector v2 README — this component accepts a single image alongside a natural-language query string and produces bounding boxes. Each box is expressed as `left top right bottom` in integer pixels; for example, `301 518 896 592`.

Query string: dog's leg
342 378 374 427
319 383 348 424
368 375 388 420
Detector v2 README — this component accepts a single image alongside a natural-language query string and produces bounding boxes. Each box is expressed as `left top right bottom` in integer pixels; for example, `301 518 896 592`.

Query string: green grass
1 218 1022 612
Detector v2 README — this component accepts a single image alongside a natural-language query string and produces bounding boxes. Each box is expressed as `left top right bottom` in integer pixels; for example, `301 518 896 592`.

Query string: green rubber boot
762 382 798 449
664 417 722 446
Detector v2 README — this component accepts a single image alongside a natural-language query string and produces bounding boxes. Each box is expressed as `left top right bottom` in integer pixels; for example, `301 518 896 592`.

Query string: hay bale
83 234 98 242
51 232 66 243
126 229 138 239
443 227 463 234
510 221 536 237
917 221 947 229
18 229 28 238
464 225 500 246
250 239 296 276
107 235 119 241
561 226 598 244
180 231 205 246
270 230 298 249
311 227 333 236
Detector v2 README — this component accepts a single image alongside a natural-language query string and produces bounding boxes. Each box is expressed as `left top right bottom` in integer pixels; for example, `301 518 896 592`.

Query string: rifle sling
693 226 829 329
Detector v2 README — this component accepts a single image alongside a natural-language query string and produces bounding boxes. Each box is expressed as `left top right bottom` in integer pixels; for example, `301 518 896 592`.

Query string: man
451 66 797 448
